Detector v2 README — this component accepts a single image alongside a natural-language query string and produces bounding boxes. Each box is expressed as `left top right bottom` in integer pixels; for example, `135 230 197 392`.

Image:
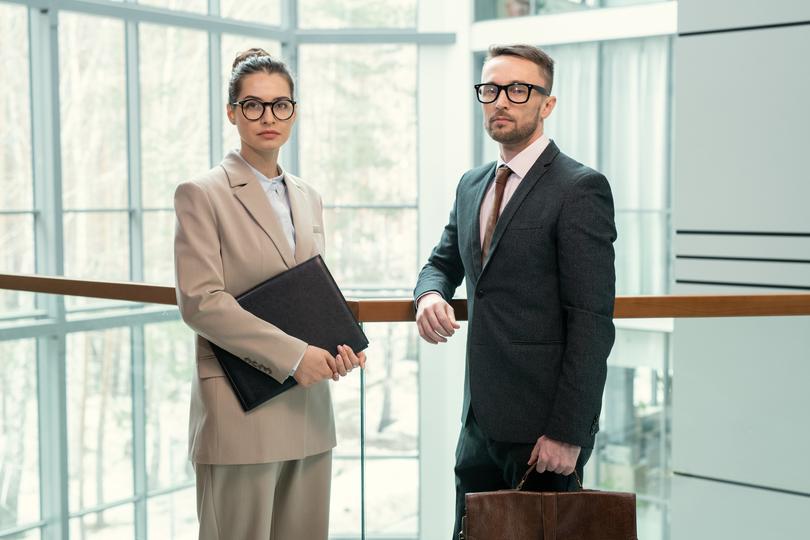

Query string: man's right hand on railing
416 292 461 344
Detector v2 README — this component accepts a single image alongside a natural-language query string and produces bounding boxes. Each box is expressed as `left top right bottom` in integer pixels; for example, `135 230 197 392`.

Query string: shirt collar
497 133 551 179
234 151 285 193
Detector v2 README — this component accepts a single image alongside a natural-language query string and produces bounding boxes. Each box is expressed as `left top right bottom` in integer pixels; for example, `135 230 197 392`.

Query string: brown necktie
481 165 512 262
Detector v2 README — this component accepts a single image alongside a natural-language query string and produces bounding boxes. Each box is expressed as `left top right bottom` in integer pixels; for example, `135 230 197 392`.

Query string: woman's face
227 72 295 154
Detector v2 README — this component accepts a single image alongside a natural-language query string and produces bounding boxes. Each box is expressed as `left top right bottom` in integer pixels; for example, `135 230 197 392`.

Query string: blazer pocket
510 339 565 345
508 225 544 232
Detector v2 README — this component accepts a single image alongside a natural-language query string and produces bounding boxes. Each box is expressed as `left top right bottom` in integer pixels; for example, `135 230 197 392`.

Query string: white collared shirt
236 152 296 253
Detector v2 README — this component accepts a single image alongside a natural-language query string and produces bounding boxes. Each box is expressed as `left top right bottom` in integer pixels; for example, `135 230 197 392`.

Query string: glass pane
63 212 129 310
0 528 41 540
543 42 599 169
69 504 134 540
146 488 198 539
220 36 282 157
66 328 133 512
145 321 195 491
221 0 281 25
324 208 417 293
615 211 669 295
0 3 33 211
332 366 362 458
365 458 418 536
329 457 361 538
0 214 35 315
362 323 417 456
601 36 670 211
298 0 416 28
143 210 175 285
596 328 670 499
299 44 417 205
140 24 209 209
0 340 40 531
59 13 127 209
138 0 206 14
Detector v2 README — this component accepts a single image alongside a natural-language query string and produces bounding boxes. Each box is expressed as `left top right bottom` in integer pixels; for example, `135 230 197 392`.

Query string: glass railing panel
146 488 197 539
66 328 134 513
144 320 195 492
69 504 134 540
0 339 40 534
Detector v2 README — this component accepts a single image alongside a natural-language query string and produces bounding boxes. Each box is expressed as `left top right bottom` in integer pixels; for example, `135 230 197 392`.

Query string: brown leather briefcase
461 468 637 540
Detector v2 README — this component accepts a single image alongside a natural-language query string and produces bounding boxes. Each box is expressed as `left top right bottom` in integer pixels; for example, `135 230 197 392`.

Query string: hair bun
232 48 272 70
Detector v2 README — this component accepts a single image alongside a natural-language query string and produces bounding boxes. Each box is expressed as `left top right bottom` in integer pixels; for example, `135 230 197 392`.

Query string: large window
0 0 432 539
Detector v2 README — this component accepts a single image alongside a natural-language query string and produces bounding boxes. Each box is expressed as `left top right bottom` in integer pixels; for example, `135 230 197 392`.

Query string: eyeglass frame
474 82 550 104
231 97 297 121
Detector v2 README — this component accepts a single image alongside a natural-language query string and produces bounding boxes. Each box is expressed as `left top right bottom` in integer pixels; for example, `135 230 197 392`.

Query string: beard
485 109 541 145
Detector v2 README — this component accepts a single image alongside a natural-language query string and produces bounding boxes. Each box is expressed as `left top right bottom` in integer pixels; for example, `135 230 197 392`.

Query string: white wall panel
679 0 810 34
673 25 810 233
671 475 810 540
672 316 810 493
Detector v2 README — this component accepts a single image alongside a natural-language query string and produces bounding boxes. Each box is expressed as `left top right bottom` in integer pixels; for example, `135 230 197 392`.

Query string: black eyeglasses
232 97 296 121
474 83 549 104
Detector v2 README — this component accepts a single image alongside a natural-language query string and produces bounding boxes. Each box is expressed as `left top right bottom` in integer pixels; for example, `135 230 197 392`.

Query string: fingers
321 351 339 381
335 347 352 375
445 303 461 329
432 306 457 337
417 317 439 344
340 345 367 370
423 310 448 343
416 297 459 345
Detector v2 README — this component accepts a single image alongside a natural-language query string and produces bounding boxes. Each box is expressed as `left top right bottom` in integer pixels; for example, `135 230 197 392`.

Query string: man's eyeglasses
474 83 549 104
232 97 296 121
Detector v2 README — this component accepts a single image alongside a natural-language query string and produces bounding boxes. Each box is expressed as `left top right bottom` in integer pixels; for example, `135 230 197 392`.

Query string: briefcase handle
516 465 583 491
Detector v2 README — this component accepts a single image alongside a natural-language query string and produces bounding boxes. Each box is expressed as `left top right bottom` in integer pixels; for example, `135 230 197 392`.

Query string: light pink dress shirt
479 134 551 247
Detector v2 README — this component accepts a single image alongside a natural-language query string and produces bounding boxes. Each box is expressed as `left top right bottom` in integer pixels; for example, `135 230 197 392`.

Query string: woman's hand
336 344 367 375
294 346 339 387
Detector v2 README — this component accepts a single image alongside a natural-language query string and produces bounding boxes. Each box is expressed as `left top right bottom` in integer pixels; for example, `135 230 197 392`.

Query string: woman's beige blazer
174 151 336 465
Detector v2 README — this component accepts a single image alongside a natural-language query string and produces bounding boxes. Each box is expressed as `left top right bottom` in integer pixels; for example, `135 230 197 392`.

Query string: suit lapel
470 162 498 279
221 151 296 268
285 172 314 264
481 141 560 272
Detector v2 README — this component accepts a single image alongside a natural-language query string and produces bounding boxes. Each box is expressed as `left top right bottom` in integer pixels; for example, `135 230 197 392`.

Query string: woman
174 48 366 540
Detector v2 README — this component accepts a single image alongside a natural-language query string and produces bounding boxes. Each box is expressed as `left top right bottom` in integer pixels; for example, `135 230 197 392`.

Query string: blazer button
476 289 485 298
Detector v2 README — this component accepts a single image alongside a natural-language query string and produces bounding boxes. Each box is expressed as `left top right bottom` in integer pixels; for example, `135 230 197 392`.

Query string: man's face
480 55 556 146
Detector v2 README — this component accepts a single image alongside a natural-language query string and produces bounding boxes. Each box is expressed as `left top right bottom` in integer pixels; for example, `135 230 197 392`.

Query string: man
413 44 617 538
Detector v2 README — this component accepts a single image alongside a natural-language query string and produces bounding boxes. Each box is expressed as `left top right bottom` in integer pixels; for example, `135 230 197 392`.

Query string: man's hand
416 293 461 344
528 435 581 475
334 344 367 376
294 345 339 387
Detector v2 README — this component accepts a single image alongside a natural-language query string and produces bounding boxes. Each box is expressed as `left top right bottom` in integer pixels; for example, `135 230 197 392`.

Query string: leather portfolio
461 468 637 540
210 255 368 412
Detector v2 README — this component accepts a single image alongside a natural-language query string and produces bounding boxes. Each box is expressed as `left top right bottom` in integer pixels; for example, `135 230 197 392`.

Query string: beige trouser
195 450 332 540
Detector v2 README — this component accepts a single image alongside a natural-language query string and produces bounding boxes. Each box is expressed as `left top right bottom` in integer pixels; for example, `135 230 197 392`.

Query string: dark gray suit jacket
414 141 616 449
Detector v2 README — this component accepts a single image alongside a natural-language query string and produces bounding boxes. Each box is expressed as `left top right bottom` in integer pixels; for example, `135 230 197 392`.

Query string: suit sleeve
543 172 617 448
173 181 307 383
413 183 466 303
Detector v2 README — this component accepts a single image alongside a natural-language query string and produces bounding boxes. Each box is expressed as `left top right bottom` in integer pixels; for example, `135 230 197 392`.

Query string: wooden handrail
2 273 810 321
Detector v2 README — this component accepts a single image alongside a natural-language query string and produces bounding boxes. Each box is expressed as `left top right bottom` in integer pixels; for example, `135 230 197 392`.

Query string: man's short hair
487 44 555 93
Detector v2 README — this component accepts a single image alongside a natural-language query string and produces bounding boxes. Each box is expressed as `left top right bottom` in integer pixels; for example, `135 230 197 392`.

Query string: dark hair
487 44 555 93
228 48 295 105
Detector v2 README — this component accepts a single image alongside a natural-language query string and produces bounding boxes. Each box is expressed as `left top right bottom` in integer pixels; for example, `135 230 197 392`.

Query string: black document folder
210 255 368 412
